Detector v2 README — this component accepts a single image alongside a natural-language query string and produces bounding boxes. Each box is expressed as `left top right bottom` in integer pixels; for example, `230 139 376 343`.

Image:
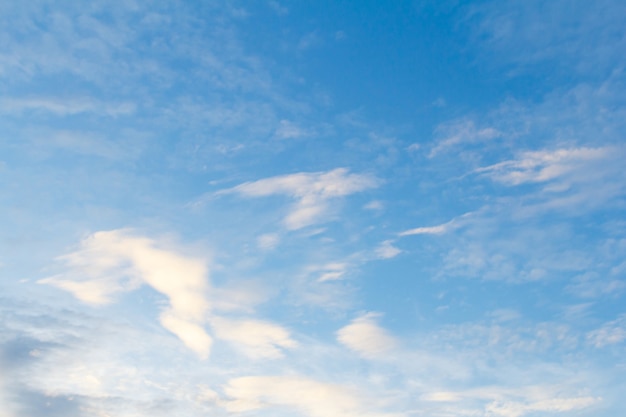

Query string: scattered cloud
210 316 297 359
485 396 599 417
364 200 384 211
587 315 626 347
467 0 626 75
476 147 612 186
315 262 349 282
0 96 135 116
399 219 456 236
336 313 398 359
297 31 322 50
430 119 501 157
375 240 402 259
274 120 311 140
220 168 379 230
256 233 280 250
221 375 402 417
268 1 288 16
39 229 213 358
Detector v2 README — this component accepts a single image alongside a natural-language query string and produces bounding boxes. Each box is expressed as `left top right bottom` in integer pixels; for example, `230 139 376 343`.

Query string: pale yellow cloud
336 313 398 359
222 375 403 417
39 229 212 358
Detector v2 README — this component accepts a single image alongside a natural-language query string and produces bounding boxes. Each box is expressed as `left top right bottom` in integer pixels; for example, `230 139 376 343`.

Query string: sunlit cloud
210 316 297 359
476 147 612 186
39 229 213 358
219 168 379 229
221 375 403 417
336 313 398 359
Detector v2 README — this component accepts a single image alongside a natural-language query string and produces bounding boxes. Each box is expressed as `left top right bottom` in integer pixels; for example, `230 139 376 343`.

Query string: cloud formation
210 316 297 359
222 375 402 417
220 168 379 229
476 147 611 186
336 313 398 359
39 229 213 358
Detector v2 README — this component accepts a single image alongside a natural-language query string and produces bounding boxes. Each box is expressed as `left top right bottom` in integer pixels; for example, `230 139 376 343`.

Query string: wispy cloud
399 220 455 237
375 240 402 259
476 147 612 186
221 375 403 417
219 168 379 230
467 0 626 75
39 229 213 358
587 315 626 347
0 97 135 116
430 119 501 157
210 316 297 359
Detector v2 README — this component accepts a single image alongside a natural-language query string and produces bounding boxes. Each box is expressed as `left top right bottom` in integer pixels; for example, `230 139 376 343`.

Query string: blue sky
1 1 626 416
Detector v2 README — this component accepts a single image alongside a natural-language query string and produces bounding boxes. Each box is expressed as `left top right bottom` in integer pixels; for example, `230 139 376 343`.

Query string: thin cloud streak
219 168 380 230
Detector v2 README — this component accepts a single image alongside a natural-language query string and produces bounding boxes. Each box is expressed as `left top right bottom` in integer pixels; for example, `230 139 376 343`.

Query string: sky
1 0 626 416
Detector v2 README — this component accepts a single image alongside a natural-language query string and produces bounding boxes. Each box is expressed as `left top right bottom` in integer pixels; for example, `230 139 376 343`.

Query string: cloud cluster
38 229 299 361
210 316 297 359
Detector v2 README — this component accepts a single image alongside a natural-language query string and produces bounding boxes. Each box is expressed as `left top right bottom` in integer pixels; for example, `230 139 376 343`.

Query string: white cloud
316 262 349 282
485 396 599 417
220 168 379 230
210 281 271 313
399 220 455 236
336 313 398 359
587 315 626 347
210 316 297 359
420 384 600 417
221 375 402 417
375 240 402 259
0 372 17 417
274 119 310 139
39 229 213 358
476 147 611 186
430 119 501 156
0 96 135 116
364 200 384 211
256 233 280 250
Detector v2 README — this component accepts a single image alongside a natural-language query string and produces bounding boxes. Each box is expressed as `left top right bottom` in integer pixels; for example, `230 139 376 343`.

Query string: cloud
485 396 599 417
587 315 626 347
256 233 280 250
375 240 402 259
399 221 454 237
274 119 310 139
220 168 379 230
476 147 611 186
420 382 600 417
210 316 297 359
430 119 501 156
467 0 626 75
221 375 402 417
0 97 135 116
336 313 398 359
315 262 349 282
39 229 213 358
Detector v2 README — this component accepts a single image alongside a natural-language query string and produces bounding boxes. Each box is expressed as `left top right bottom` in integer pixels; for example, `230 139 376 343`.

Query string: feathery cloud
476 147 611 186
222 375 403 417
220 168 379 229
210 316 297 359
